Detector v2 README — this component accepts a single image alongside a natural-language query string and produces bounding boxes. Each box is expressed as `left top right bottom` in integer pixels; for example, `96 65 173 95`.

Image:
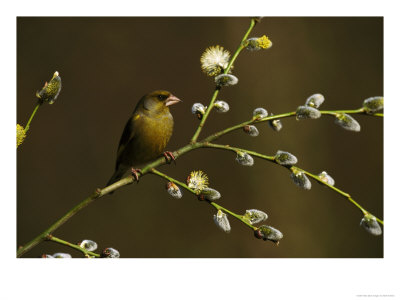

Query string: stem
190 18 258 144
202 111 297 143
46 235 100 258
203 142 275 161
301 169 383 225
190 87 221 143
319 108 383 117
209 201 256 230
24 100 42 132
150 168 196 194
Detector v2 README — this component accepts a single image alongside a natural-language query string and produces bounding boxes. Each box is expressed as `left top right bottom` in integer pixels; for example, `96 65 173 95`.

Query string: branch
203 108 383 143
190 18 258 143
46 235 100 258
201 142 383 225
150 168 257 231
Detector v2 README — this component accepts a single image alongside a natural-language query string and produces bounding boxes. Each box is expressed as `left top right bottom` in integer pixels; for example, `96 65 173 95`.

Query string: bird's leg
130 168 143 182
163 151 176 165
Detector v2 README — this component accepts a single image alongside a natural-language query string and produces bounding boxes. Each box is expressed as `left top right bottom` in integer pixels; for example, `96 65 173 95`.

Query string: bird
106 90 181 187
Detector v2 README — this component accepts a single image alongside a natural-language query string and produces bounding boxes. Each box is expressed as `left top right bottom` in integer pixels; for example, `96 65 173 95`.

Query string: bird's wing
116 114 139 162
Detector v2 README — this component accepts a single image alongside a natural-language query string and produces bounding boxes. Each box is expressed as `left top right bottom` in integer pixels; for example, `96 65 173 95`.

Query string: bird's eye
158 94 167 101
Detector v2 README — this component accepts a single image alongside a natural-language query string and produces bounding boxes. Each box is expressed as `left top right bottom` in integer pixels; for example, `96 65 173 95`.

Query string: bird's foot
163 151 176 165
131 168 143 182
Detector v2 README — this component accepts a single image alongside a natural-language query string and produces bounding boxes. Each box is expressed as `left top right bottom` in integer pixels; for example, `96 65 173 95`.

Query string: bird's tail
106 167 128 191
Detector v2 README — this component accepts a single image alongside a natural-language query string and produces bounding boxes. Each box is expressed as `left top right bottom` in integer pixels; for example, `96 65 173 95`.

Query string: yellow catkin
257 35 272 49
17 124 26 148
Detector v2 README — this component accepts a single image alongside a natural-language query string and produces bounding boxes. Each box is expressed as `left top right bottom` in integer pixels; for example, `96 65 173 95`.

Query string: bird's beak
165 94 182 106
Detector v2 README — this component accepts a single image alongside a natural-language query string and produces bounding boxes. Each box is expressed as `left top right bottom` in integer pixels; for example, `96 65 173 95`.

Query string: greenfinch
107 90 181 186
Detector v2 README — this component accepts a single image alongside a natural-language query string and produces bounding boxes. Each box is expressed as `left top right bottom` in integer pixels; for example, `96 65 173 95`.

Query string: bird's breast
133 112 174 163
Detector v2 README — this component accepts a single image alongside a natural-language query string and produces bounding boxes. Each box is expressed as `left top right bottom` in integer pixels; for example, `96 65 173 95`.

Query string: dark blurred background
17 17 383 258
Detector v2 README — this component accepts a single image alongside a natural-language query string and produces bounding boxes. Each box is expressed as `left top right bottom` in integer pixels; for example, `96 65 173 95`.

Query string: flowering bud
36 71 62 104
200 45 230 76
215 74 238 87
191 103 206 120
275 150 298 166
166 182 183 199
213 210 231 233
235 151 254 166
360 214 382 236
17 124 26 148
214 100 230 113
243 125 259 137
363 96 383 114
200 187 221 201
79 239 98 252
305 93 325 108
290 168 311 190
334 113 361 132
268 114 283 131
296 106 321 120
245 35 272 51
187 170 209 193
254 225 283 244
101 248 120 258
52 253 72 258
318 171 335 186
244 209 268 225
253 107 268 119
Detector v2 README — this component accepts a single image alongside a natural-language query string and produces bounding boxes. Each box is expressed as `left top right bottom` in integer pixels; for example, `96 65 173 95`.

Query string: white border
3 1 399 299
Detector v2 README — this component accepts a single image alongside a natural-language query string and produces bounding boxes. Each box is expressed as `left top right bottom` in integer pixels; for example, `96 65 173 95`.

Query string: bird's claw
163 151 176 165
131 168 143 183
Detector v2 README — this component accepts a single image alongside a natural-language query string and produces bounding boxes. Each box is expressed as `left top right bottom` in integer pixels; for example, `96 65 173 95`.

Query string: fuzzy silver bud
191 103 206 121
318 171 335 186
275 150 298 166
52 253 72 258
253 107 268 119
213 210 231 233
334 113 361 132
101 248 120 258
305 93 325 108
215 74 238 87
79 240 98 252
166 182 183 199
290 168 311 190
243 125 259 137
268 113 283 131
244 209 268 225
363 96 383 114
360 214 382 236
200 187 221 201
296 106 321 120
254 225 283 244
235 151 254 166
214 100 230 113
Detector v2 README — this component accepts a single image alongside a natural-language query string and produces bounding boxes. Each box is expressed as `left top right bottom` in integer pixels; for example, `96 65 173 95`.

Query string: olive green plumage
107 90 181 186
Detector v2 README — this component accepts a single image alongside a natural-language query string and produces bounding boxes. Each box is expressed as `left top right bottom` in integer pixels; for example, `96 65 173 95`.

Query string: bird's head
141 90 182 115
